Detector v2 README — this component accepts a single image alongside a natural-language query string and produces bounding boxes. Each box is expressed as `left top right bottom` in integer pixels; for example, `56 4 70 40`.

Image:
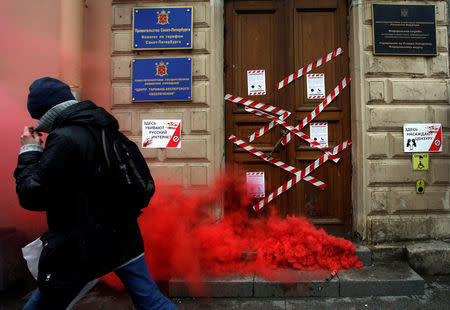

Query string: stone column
60 0 85 100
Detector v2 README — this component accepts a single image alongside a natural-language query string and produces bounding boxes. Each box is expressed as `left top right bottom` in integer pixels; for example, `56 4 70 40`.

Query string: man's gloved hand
20 126 42 146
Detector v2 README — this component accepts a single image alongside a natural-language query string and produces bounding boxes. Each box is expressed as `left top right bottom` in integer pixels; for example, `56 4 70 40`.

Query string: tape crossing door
225 0 351 234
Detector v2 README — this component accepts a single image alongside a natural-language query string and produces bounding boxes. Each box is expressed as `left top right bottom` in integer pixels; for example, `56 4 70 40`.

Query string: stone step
168 262 424 298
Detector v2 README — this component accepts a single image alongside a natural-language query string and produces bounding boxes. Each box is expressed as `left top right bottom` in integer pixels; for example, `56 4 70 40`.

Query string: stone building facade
110 0 449 243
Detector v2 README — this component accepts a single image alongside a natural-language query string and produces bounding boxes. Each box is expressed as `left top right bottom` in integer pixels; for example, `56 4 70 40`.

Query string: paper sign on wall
142 120 181 148
306 74 325 99
246 172 265 198
310 122 328 147
403 124 442 152
247 70 266 96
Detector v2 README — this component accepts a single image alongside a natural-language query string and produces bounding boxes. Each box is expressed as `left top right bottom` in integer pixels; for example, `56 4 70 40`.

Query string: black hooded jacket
14 101 145 282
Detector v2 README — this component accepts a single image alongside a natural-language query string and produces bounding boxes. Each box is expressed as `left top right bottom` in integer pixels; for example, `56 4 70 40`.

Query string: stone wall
350 0 450 243
110 0 224 214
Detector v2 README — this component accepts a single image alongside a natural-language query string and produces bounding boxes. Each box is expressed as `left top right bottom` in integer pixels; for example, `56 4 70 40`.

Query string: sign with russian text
246 172 265 198
307 74 325 99
132 57 192 102
403 123 442 152
372 4 437 56
133 7 193 50
310 122 328 147
247 70 266 96
142 120 182 148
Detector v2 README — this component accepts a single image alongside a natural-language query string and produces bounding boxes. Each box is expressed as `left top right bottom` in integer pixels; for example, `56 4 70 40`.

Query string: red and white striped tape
244 107 290 142
253 140 352 211
282 76 351 146
229 135 326 189
224 94 290 118
311 122 327 126
243 107 338 162
277 48 343 90
249 91 266 96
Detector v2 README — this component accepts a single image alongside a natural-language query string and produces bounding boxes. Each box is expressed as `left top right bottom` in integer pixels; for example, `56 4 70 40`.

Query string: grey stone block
370 243 406 262
406 240 450 275
253 269 339 297
355 244 372 266
339 262 424 297
168 274 254 298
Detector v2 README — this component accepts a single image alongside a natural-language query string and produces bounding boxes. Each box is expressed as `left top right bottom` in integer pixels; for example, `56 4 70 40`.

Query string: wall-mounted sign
132 57 192 102
372 4 437 56
246 172 265 198
403 124 442 152
412 153 429 171
142 120 182 148
132 6 193 50
247 70 266 96
306 74 325 99
310 122 328 147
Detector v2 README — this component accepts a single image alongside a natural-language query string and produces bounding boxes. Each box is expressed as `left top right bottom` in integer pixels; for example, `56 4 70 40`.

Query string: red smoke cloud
102 175 362 292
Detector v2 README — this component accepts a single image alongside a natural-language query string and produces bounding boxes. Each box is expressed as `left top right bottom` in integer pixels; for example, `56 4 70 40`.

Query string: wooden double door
225 0 351 234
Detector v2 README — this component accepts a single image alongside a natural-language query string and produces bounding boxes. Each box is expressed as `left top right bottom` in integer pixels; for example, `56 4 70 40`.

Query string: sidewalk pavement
1 274 449 310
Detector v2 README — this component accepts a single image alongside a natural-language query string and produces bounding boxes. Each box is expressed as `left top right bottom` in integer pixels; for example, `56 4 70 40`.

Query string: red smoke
102 175 362 292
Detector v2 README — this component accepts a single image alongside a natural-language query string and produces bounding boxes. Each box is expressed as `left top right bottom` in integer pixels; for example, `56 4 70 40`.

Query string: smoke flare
102 175 362 293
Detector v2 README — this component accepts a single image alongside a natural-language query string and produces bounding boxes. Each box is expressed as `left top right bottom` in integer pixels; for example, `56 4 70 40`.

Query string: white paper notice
247 70 266 96
403 123 443 152
246 172 265 198
142 120 182 148
306 74 325 99
310 122 328 147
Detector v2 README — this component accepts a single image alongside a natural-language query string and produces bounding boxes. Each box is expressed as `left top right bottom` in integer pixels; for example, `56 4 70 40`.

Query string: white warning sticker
142 120 182 148
403 123 442 152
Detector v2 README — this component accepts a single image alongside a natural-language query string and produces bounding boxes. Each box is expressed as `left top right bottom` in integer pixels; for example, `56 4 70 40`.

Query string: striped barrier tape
253 140 351 211
277 48 343 90
229 135 326 189
282 76 351 146
244 107 290 142
224 94 290 118
243 107 339 163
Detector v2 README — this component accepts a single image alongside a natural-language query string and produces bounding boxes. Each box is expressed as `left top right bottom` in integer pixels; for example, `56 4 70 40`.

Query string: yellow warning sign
412 153 429 171
416 180 425 194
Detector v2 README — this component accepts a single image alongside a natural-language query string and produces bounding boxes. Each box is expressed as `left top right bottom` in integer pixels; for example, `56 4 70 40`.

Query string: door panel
225 0 351 233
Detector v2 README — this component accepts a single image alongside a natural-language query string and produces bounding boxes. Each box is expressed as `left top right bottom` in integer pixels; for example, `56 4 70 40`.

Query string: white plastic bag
21 237 43 280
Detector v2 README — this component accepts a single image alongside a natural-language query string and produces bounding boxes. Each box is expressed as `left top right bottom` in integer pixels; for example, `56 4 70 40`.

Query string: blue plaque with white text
133 7 193 50
132 57 192 102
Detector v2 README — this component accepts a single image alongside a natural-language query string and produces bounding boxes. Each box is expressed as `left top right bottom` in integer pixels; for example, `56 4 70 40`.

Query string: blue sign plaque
132 57 192 102
133 7 193 50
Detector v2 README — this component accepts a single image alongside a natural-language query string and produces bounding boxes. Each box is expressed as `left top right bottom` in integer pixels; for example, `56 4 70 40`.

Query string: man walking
15 77 177 310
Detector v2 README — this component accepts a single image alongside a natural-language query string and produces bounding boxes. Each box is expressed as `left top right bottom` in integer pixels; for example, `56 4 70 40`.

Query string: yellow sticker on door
412 153 429 170
416 180 425 194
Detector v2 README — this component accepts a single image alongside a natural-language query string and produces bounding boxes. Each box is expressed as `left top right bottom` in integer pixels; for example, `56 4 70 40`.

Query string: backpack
95 128 155 218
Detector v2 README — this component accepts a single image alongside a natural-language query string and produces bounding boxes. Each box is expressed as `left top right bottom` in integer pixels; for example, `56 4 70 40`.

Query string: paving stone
168 274 254 298
253 269 339 297
406 240 450 275
355 244 372 266
339 262 424 297
370 243 406 262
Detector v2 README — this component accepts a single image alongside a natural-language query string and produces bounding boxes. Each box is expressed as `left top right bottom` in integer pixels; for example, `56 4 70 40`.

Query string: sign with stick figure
247 70 266 96
403 124 442 152
306 74 325 99
246 172 265 198
412 153 429 171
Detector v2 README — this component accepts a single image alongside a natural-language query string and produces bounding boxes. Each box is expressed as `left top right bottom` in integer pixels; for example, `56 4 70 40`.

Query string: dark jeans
23 255 177 310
